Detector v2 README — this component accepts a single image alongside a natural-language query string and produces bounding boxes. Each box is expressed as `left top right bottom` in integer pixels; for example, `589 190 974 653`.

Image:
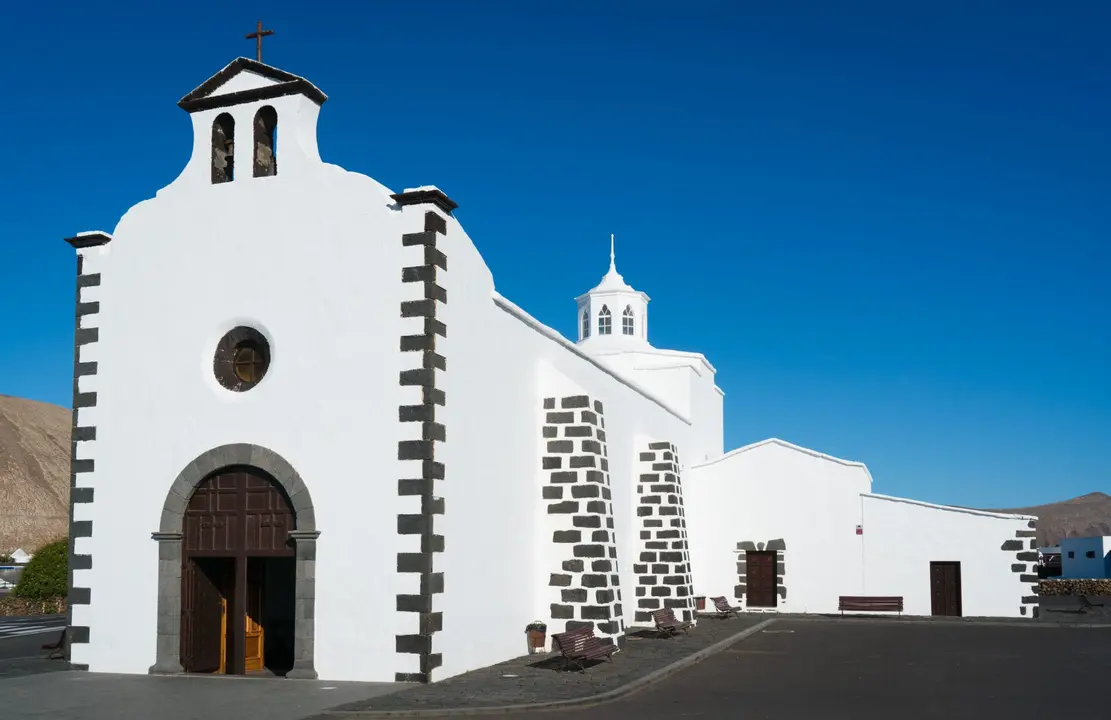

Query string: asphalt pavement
332 617 1111 720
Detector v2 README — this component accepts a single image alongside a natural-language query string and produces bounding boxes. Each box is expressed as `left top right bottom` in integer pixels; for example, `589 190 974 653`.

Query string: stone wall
735 539 786 609
1000 519 1039 617
541 395 626 644
1039 579 1111 596
632 442 696 624
394 200 452 683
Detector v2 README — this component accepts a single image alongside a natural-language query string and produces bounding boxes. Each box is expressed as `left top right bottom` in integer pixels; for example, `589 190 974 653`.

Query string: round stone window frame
213 326 272 392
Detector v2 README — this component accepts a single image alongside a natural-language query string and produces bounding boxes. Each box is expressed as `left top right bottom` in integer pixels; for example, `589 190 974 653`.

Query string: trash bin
525 621 548 654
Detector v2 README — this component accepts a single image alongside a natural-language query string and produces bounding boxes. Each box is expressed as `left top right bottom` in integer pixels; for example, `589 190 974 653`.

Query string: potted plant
695 596 706 611
525 621 548 653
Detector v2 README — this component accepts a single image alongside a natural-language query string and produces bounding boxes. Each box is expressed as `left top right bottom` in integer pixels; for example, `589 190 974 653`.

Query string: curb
321 618 778 718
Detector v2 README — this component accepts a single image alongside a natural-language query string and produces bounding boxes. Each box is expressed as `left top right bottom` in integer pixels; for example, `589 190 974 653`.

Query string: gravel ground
1037 594 1111 624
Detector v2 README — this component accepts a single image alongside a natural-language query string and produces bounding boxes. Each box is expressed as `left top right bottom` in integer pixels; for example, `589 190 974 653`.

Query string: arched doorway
150 444 319 680
181 466 295 675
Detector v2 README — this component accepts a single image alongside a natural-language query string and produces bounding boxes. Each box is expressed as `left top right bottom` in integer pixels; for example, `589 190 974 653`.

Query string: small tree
0 553 13 565
13 538 68 600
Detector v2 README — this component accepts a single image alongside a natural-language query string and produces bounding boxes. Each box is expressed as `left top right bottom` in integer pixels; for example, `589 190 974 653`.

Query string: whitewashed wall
590 349 723 464
1059 536 1111 579
75 145 416 681
684 440 872 614
434 265 696 677
860 494 1037 617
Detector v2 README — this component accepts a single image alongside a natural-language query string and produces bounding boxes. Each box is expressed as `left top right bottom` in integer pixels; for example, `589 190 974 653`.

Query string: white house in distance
1059 537 1111 579
62 55 1038 685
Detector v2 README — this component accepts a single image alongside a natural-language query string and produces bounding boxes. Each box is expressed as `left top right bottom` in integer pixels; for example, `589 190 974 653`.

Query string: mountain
992 492 1111 547
0 395 71 553
1 390 1107 553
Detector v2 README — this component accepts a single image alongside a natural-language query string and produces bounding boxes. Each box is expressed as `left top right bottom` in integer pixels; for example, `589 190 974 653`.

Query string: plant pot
528 629 547 649
695 596 706 611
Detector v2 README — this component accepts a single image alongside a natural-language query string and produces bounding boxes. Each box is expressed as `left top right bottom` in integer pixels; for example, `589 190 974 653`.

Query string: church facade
62 58 1039 684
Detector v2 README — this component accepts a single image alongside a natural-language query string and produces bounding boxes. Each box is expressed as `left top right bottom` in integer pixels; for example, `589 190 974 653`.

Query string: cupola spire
574 232 651 346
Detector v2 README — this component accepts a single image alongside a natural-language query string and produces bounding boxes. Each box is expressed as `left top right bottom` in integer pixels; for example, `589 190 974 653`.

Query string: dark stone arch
150 443 319 679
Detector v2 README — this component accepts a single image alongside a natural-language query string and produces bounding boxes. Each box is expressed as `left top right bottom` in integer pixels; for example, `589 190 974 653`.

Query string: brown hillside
993 492 1111 547
0 395 71 553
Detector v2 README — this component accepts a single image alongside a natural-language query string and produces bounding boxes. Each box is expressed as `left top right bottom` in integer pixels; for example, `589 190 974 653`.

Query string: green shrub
0 553 13 564
13 539 68 600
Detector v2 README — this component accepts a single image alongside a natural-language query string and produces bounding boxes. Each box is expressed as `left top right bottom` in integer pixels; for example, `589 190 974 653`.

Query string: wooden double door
182 557 270 673
180 467 296 675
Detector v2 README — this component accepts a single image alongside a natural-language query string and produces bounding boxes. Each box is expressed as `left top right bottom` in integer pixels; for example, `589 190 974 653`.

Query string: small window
253 106 278 177
1068 551 1075 559
598 305 612 335
213 326 271 392
1086 550 1097 559
622 305 635 335
211 113 235 184
233 341 268 383
580 309 590 340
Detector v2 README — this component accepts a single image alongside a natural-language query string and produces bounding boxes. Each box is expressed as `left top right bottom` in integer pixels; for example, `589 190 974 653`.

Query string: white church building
62 56 1039 684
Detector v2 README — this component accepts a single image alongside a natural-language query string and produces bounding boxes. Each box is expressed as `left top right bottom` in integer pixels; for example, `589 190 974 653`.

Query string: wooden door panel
187 559 226 673
747 551 777 608
244 560 265 672
930 562 962 617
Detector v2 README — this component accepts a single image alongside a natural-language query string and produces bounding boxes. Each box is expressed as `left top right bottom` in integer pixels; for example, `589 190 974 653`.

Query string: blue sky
0 1 1107 508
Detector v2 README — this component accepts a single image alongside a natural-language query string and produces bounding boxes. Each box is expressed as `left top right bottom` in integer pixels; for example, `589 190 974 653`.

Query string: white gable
207 70 281 98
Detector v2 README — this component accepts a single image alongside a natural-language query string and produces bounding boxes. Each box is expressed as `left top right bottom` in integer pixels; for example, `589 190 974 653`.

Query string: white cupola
575 235 651 349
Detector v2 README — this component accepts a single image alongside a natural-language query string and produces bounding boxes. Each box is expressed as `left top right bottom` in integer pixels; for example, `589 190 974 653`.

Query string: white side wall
590 350 723 464
1060 536 1111 579
414 226 697 679
860 494 1036 617
684 440 871 614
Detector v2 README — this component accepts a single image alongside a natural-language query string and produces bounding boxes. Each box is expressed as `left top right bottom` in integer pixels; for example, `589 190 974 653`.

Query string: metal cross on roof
245 20 274 63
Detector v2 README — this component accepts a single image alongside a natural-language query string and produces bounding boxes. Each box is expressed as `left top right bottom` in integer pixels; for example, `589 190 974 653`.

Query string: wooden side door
930 561 962 617
746 551 778 608
244 559 265 672
182 558 225 673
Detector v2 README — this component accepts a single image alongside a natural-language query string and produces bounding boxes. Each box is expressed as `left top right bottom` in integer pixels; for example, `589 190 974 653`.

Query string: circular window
213 326 271 392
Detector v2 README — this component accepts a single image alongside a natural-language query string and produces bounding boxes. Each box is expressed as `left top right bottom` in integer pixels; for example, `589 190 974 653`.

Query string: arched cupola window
211 113 235 184
598 305 612 335
622 305 635 336
253 106 278 177
581 308 590 340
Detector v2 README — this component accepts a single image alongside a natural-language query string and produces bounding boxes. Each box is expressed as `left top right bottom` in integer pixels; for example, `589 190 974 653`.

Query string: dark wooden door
746 551 777 608
182 466 295 675
930 561 962 617
181 557 227 673
183 468 294 557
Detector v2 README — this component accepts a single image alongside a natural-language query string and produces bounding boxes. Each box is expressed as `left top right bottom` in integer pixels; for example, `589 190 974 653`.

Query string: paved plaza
2 609 1110 719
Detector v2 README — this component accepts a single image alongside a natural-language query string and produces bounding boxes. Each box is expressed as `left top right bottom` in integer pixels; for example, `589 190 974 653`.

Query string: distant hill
0 395 71 553
992 492 1111 547
0 391 1107 553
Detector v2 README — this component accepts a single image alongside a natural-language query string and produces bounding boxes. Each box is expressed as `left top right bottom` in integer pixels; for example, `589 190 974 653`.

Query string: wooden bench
838 596 904 616
710 596 741 618
551 626 618 673
652 608 692 637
